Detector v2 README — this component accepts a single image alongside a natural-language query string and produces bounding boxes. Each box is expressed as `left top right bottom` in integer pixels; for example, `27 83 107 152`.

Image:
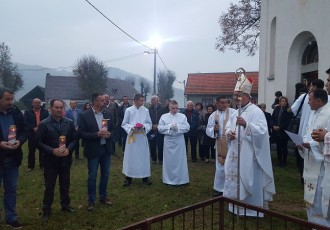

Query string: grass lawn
1 143 305 229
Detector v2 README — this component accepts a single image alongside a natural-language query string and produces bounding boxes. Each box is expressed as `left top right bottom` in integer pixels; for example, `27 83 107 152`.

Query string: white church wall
259 0 330 110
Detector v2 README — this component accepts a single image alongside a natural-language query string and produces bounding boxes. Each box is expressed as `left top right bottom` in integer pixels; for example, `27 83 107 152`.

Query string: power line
156 51 169 72
84 0 152 51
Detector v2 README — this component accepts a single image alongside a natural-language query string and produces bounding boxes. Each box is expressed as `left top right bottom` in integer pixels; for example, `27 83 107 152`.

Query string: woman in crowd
272 96 292 167
200 104 216 163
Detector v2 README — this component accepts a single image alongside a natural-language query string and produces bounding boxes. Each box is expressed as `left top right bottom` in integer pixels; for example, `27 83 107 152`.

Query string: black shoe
61 205 75 212
213 190 223 197
123 179 132 187
100 198 113 206
6 220 22 229
87 202 94 211
142 179 152 185
42 212 50 222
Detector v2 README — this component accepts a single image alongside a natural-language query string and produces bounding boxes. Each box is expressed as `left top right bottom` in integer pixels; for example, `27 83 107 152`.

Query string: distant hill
16 63 184 105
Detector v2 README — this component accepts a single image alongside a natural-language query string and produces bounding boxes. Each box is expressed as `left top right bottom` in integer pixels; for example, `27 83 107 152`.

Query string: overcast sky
1 0 258 89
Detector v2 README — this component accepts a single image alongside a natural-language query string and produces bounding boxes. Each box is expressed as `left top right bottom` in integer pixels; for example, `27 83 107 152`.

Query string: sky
0 0 259 90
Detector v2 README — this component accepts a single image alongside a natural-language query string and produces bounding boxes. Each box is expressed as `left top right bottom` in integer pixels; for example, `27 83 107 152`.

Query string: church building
258 0 330 107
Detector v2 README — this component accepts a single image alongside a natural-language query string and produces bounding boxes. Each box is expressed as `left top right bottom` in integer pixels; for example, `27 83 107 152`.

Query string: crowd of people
0 68 330 228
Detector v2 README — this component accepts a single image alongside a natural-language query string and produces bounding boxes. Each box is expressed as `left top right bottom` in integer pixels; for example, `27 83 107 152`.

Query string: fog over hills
16 63 184 106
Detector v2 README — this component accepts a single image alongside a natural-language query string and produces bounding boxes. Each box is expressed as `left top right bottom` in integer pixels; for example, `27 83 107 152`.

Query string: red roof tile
185 72 259 95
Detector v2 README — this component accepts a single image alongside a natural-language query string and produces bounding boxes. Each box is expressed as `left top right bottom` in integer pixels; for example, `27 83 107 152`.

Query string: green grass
1 143 306 229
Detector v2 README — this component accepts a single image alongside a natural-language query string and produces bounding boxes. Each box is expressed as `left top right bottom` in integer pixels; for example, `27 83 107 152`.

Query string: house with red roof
184 72 259 108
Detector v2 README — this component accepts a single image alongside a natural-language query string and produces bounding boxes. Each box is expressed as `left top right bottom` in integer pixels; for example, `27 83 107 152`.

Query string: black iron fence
119 196 329 230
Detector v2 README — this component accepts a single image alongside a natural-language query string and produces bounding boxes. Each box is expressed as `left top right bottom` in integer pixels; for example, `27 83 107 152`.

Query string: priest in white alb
158 100 190 185
122 94 152 186
206 96 235 196
223 69 275 217
297 89 330 227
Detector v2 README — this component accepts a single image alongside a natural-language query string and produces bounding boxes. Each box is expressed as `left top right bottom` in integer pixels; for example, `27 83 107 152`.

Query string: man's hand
0 141 20 150
214 124 219 131
53 148 63 157
33 127 38 132
311 129 327 142
302 142 311 150
273 126 280 131
236 116 247 128
227 130 236 140
152 124 158 130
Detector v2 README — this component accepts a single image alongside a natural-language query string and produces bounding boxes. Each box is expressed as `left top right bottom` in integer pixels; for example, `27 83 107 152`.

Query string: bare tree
73 55 108 96
0 42 24 93
215 0 261 56
157 70 176 105
139 78 151 98
125 76 135 86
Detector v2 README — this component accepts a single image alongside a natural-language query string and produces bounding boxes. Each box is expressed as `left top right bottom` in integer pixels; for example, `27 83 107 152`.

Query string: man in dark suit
148 95 165 164
24 98 49 171
65 99 81 159
118 96 131 153
78 93 114 211
0 87 27 228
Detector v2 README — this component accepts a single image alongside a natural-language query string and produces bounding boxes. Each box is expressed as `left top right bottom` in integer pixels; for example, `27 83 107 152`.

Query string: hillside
16 63 184 105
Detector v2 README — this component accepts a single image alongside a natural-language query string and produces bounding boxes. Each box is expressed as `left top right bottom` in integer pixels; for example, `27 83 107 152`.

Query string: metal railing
119 196 329 230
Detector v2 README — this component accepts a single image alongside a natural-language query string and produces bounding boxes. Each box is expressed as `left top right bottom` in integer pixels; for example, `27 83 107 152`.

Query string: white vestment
223 103 276 217
158 112 190 185
300 103 330 227
291 93 310 138
122 105 152 178
206 108 235 193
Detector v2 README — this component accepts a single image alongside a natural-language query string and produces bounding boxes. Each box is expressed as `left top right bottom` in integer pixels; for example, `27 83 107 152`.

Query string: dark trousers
295 148 304 182
43 157 72 213
121 129 128 152
184 135 197 161
275 135 289 166
74 140 80 159
149 133 164 162
202 144 216 160
28 137 44 168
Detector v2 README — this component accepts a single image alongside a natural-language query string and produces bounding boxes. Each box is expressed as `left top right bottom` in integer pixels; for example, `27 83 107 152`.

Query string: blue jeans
87 146 111 203
0 166 19 222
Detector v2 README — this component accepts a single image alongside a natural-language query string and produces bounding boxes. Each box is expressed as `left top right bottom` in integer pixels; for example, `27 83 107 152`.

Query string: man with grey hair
180 101 199 162
148 95 165 164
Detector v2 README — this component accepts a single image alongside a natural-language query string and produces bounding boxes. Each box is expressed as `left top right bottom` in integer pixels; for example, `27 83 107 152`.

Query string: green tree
0 42 24 93
215 0 260 56
73 55 108 96
157 70 175 105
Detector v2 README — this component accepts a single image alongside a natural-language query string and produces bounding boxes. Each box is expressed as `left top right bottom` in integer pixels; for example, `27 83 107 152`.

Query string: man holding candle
78 93 114 211
0 87 27 228
36 99 77 221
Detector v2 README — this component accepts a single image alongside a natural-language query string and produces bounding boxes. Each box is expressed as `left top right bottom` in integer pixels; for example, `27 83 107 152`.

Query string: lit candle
101 119 108 131
8 125 16 144
59 135 66 150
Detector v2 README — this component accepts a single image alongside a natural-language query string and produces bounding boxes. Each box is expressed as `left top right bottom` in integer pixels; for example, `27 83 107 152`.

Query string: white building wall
259 0 330 111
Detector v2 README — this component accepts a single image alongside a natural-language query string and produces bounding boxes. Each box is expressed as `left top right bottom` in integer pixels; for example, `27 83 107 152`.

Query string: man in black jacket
118 96 131 152
0 87 27 228
78 93 114 211
148 95 165 164
36 99 77 221
24 98 49 171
